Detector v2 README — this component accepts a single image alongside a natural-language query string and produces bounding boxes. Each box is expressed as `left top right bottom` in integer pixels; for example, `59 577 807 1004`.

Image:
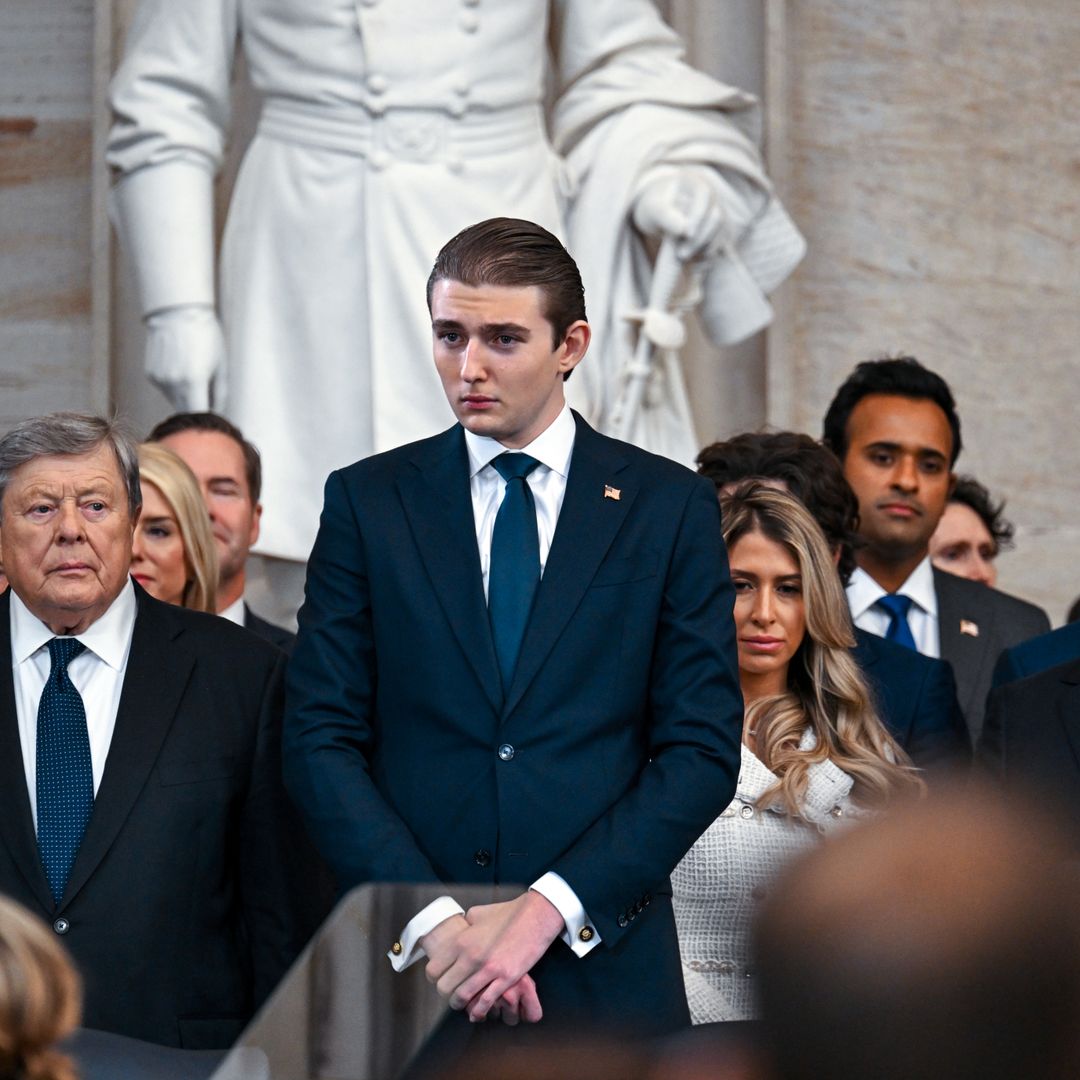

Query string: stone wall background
1 1 1076 620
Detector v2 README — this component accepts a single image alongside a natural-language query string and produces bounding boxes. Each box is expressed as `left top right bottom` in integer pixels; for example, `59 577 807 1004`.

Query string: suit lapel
934 568 987 717
504 417 635 717
0 592 55 912
61 589 194 908
397 428 502 713
1056 661 1080 772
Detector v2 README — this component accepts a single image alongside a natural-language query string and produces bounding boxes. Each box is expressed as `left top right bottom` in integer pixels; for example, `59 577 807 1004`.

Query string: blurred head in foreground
0 895 82 1080
754 787 1080 1080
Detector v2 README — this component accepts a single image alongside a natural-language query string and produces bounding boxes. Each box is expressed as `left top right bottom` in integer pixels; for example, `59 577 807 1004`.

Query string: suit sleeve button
474 849 492 867
617 914 628 928
497 743 515 761
53 918 70 935
578 926 594 942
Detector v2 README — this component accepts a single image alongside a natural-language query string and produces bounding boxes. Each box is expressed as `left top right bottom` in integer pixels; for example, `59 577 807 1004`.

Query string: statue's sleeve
106 0 240 315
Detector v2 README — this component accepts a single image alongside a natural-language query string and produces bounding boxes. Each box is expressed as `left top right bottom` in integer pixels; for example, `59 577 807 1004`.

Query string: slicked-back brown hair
426 218 587 362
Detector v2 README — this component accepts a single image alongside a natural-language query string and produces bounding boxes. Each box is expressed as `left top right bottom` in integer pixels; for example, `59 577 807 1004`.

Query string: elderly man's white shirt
12 580 138 828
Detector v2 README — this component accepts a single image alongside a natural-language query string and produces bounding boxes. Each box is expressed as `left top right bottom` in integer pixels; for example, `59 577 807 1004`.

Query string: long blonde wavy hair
137 443 218 613
0 896 81 1080
722 482 925 815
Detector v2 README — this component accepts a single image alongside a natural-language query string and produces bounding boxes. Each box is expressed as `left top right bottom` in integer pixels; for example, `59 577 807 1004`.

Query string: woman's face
729 529 806 697
131 481 189 606
929 501 997 587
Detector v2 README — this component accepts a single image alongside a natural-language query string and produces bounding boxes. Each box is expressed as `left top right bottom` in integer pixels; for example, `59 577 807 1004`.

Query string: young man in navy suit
284 219 743 1041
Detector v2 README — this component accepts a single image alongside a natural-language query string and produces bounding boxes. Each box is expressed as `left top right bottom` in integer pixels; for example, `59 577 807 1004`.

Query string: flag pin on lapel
604 485 621 501
960 619 979 638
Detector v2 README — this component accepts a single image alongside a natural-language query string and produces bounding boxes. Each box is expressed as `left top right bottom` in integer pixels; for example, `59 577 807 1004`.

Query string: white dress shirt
219 596 246 627
12 580 138 830
390 404 601 971
846 556 940 658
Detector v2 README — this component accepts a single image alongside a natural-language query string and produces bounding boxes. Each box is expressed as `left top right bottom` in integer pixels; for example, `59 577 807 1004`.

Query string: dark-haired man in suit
148 412 294 652
822 356 1049 744
0 413 301 1047
284 218 742 1044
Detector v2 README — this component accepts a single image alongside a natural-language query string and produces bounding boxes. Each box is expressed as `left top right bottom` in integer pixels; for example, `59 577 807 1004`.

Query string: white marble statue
108 0 805 564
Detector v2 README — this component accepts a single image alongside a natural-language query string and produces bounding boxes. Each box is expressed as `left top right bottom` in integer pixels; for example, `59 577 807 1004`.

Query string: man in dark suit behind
979 659 1080 850
992 622 1080 688
695 431 969 775
147 412 295 652
822 357 1049 744
284 219 743 1043
0 413 302 1048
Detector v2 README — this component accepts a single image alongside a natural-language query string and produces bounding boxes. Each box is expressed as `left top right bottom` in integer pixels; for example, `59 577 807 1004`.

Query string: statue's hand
631 167 727 261
144 305 227 411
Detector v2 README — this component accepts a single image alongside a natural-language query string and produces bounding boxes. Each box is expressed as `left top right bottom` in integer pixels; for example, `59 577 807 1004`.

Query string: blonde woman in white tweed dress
673 484 924 1023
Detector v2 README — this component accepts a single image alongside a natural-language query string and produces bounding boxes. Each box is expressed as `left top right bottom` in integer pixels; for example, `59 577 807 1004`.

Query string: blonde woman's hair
0 896 81 1080
722 482 925 815
137 443 218 614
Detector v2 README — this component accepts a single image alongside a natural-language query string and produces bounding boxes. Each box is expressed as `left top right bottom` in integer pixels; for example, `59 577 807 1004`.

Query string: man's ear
250 502 262 547
946 471 957 499
558 320 591 377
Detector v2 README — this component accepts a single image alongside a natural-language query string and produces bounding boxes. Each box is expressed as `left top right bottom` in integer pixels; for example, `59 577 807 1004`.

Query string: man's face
157 430 260 587
0 444 136 634
431 280 589 448
841 394 955 562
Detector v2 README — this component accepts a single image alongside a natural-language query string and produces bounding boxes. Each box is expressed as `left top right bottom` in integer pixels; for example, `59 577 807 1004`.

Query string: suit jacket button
53 918 70 935
474 849 492 867
390 940 403 955
617 914 629 928
578 926 594 943
497 743 515 761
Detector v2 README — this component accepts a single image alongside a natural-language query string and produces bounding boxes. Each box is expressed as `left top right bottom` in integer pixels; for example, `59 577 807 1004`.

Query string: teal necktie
488 453 542 693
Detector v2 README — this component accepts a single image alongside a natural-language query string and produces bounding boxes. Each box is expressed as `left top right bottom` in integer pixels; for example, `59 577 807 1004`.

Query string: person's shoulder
934 567 1048 624
244 607 296 654
855 626 941 676
137 592 283 668
574 415 707 492
334 426 461 486
1007 622 1080 674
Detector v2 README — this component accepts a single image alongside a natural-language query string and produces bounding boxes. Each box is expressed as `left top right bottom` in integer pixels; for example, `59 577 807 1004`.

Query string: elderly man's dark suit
933 568 1049 745
0 585 302 1049
979 658 1080 850
284 414 743 1038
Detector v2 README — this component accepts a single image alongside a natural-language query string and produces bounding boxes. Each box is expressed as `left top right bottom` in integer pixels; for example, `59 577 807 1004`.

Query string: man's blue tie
488 453 542 693
875 593 917 651
36 637 93 905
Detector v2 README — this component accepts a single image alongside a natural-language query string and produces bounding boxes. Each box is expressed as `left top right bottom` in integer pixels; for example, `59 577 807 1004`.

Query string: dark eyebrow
431 319 531 339
865 440 947 462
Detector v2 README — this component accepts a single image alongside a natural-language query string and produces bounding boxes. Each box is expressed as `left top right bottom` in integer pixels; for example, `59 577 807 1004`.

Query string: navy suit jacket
992 622 1080 689
0 586 302 1048
284 414 743 1036
853 628 970 771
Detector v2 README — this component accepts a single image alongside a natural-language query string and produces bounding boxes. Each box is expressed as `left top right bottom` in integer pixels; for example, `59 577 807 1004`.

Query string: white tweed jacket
671 729 866 1023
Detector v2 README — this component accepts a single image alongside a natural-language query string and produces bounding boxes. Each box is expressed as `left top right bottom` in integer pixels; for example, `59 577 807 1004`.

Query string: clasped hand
420 892 564 1025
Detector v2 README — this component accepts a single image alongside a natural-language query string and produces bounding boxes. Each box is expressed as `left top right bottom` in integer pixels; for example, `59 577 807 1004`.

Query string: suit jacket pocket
591 551 659 588
158 756 236 786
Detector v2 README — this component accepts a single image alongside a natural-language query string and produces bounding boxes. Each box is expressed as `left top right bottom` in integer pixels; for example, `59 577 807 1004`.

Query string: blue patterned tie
488 453 542 693
36 638 93 905
875 593 917 651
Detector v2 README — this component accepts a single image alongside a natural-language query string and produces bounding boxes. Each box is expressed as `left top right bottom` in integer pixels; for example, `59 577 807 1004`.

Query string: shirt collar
463 403 576 480
10 578 137 671
220 597 246 627
846 555 938 619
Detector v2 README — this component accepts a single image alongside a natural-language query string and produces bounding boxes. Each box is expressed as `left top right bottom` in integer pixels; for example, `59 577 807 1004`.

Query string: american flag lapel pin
604 485 621 501
960 619 979 637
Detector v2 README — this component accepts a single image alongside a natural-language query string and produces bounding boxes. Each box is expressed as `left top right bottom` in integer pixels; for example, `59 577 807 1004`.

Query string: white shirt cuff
387 895 464 972
530 872 601 957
